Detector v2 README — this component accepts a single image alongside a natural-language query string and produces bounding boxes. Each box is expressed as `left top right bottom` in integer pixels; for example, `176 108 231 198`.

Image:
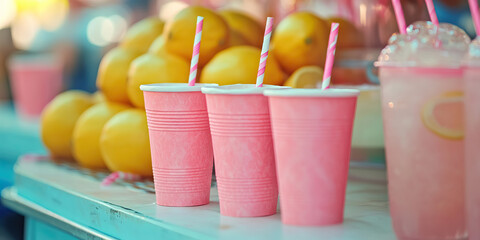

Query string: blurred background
0 0 476 101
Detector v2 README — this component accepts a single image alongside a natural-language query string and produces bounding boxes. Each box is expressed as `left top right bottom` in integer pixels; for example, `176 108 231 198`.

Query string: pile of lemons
40 6 362 176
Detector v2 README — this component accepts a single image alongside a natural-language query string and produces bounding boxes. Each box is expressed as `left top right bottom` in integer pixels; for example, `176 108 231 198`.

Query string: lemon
326 17 364 49
227 29 250 47
272 12 329 74
41 90 93 159
148 35 168 56
72 102 130 169
422 91 464 140
127 53 189 108
96 47 142 105
121 18 165 53
200 46 285 86
164 6 229 66
100 109 152 176
219 10 263 47
284 66 324 88
92 91 106 103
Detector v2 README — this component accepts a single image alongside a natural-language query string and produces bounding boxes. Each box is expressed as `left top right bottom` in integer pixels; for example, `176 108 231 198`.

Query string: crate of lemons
41 6 362 176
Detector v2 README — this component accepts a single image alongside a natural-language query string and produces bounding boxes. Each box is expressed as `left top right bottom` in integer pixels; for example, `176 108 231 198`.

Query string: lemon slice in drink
421 91 464 140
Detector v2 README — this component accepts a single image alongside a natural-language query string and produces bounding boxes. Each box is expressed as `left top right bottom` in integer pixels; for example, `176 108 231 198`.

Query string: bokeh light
0 0 17 29
158 1 188 21
11 13 40 50
87 15 127 47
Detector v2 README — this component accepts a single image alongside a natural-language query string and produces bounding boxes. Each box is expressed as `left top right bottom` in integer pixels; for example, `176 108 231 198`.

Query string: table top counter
2 156 394 240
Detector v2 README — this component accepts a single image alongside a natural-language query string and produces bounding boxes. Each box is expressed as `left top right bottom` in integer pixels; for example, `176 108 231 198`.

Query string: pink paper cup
202 84 287 217
141 83 217 207
264 88 359 226
8 53 63 119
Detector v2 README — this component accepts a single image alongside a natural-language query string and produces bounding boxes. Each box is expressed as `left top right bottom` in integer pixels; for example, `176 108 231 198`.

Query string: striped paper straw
469 0 480 35
188 16 204 86
425 0 439 27
256 17 274 88
102 171 142 186
321 23 340 90
392 0 407 34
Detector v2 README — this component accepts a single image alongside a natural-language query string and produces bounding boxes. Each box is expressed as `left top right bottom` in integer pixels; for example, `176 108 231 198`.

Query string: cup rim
374 61 462 69
201 84 289 95
8 53 61 70
264 88 360 97
140 83 218 92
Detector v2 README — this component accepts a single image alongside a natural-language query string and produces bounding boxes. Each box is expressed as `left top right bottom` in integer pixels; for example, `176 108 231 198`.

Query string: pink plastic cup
264 88 359 226
141 83 217 207
8 53 63 119
202 84 287 217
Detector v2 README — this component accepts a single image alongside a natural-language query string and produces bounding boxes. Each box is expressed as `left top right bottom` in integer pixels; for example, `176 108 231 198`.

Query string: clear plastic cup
264 88 359 226
141 83 217 207
8 53 63 119
378 66 466 240
202 84 287 217
465 66 480 239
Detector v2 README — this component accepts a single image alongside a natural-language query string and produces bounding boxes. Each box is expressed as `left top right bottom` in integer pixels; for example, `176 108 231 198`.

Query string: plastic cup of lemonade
201 84 287 217
264 88 359 226
141 83 217 207
464 37 480 240
8 53 63 119
376 22 469 240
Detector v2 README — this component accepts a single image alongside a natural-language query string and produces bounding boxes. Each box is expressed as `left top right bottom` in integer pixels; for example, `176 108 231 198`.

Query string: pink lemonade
264 88 359 226
465 66 480 239
379 67 466 240
202 84 285 217
141 83 217 207
8 54 62 118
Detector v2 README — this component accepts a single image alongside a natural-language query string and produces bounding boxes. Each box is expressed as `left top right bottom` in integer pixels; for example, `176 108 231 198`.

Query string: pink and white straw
425 0 439 27
469 0 480 35
392 0 407 34
102 171 142 186
321 22 340 90
188 16 204 86
256 17 274 88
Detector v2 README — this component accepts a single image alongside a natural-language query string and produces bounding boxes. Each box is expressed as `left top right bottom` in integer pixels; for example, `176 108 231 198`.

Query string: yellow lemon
326 17 364 49
121 18 165 53
41 90 94 159
422 91 464 140
200 46 285 86
272 12 329 74
219 10 263 47
92 91 106 103
72 102 130 169
227 29 250 47
100 109 152 176
164 6 229 66
96 47 142 105
127 53 189 108
148 35 168 56
284 66 324 88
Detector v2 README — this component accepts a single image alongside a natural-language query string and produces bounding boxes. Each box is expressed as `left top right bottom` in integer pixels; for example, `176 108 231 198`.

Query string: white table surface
2 157 395 240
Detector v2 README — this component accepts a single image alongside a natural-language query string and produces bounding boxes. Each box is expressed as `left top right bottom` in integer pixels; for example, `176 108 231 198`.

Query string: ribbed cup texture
143 91 213 207
145 109 210 132
216 176 277 202
209 113 272 137
205 93 278 217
